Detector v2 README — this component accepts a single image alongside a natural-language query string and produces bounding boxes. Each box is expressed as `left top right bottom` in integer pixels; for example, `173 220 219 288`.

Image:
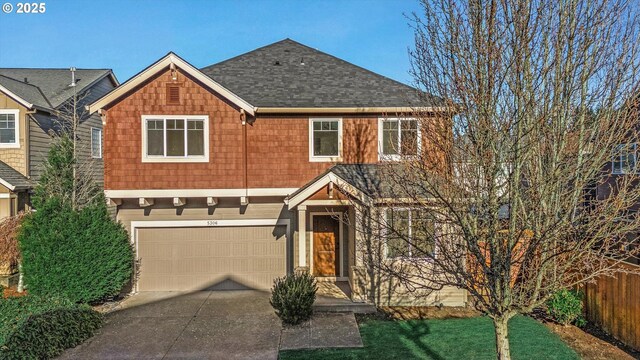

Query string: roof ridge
201 38 418 91
200 38 295 71
285 40 417 90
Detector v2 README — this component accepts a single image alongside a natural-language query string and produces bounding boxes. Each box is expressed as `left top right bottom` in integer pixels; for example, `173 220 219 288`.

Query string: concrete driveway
58 291 281 360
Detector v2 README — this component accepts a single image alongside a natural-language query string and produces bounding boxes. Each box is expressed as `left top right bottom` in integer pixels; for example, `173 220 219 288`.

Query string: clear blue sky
0 0 422 85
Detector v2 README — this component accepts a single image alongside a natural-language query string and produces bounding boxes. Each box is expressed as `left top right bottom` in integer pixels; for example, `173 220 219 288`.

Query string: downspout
241 109 248 204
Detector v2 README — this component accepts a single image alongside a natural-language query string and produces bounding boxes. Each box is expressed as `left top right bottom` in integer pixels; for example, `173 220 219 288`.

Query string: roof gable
89 53 255 115
201 39 439 109
0 69 115 109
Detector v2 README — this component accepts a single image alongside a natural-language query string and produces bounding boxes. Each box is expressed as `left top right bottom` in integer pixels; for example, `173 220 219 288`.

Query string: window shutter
167 85 180 104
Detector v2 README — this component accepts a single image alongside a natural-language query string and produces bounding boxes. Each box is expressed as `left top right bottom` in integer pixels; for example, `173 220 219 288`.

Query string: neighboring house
0 68 118 217
89 39 465 306
595 96 640 265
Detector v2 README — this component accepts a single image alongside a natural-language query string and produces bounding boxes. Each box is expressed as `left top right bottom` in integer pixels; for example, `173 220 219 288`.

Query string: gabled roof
0 74 52 110
89 52 255 115
287 163 439 209
0 161 33 191
0 69 116 108
0 68 116 110
201 39 440 110
287 164 392 209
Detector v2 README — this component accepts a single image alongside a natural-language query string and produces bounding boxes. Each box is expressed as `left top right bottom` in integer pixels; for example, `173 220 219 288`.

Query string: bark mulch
545 322 639 360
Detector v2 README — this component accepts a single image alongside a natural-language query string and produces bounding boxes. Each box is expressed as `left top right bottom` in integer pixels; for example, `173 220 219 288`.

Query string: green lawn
279 315 579 360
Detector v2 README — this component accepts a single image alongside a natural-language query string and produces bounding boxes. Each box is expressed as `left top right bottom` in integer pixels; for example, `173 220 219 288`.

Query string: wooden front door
313 215 340 277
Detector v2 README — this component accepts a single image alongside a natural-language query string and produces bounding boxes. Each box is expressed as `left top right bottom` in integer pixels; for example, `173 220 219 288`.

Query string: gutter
254 106 448 114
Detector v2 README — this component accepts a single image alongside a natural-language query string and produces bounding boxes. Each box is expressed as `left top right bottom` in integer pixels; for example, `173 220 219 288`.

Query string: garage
136 225 286 291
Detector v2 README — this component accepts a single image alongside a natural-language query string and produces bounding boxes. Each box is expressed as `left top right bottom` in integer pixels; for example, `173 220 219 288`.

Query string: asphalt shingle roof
0 75 52 110
289 163 398 200
0 160 32 190
201 39 439 108
0 68 112 109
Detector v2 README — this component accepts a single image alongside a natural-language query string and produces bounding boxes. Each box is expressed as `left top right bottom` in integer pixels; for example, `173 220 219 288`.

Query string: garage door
137 226 286 291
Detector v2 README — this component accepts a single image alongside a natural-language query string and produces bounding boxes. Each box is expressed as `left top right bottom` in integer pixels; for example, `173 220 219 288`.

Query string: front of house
89 39 466 306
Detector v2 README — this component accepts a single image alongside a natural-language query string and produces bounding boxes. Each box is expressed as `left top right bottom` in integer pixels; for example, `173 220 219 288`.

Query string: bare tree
355 1 640 359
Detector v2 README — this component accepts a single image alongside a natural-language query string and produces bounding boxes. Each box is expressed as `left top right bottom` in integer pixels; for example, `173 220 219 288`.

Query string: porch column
298 205 307 267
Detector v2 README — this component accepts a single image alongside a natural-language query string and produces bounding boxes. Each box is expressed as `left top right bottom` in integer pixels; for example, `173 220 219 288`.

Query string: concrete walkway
280 312 364 350
58 291 282 360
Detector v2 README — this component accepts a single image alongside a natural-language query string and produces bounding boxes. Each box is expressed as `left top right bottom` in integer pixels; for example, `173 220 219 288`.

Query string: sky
0 0 423 85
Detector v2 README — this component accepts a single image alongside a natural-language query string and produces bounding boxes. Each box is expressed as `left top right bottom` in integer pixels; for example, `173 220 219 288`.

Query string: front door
313 215 340 277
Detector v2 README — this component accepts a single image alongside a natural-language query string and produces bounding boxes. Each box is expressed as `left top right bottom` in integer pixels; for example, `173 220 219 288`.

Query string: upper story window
612 143 637 174
91 127 102 158
0 109 19 148
379 118 420 160
385 208 435 259
141 115 209 163
309 118 342 162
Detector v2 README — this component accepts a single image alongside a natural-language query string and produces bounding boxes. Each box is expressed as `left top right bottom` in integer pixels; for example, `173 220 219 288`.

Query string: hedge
0 295 103 359
19 197 133 304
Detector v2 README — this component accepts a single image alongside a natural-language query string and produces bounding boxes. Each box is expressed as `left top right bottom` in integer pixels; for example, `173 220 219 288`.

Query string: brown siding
104 69 244 190
246 116 379 188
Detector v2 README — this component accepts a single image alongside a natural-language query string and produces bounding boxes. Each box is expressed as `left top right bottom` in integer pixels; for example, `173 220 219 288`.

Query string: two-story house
0 68 118 218
89 39 465 306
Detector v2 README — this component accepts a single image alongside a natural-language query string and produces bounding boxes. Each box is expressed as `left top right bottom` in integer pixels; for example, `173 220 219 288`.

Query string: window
379 118 420 159
91 127 102 158
309 118 342 162
385 208 435 258
142 115 209 162
0 109 19 148
612 143 637 174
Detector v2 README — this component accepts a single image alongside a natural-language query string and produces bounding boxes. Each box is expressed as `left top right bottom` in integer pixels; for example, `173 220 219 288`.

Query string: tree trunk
17 261 24 293
493 316 511 360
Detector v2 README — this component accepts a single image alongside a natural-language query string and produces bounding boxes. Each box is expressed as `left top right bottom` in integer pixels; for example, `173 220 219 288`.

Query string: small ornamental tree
19 197 133 303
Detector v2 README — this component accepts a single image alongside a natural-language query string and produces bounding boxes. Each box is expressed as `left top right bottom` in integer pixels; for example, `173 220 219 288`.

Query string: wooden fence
583 261 640 351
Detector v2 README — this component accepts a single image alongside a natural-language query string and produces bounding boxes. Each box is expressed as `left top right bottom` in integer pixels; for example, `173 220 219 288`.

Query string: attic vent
274 60 281 66
167 85 180 104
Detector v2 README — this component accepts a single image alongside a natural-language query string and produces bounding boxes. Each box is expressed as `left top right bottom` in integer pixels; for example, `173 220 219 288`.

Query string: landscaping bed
545 321 639 360
279 315 579 360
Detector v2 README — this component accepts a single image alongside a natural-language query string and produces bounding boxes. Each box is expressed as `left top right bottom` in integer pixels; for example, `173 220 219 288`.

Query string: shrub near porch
280 315 579 360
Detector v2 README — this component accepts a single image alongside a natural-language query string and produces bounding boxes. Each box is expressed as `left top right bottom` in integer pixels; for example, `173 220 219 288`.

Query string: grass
279 315 579 360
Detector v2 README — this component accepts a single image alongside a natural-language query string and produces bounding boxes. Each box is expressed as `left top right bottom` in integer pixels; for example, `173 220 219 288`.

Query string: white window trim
383 207 436 260
308 118 343 162
378 117 421 161
612 143 637 174
0 109 20 149
91 127 102 159
141 115 210 163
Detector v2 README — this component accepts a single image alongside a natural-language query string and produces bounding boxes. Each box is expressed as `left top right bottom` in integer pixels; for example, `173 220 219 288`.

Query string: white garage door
136 226 286 291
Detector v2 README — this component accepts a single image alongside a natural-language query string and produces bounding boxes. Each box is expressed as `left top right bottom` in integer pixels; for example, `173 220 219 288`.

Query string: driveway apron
58 290 281 360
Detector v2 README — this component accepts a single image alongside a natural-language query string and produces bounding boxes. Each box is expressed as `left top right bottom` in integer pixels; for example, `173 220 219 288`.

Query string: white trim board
89 52 255 115
130 218 291 292
309 212 345 278
105 188 298 199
